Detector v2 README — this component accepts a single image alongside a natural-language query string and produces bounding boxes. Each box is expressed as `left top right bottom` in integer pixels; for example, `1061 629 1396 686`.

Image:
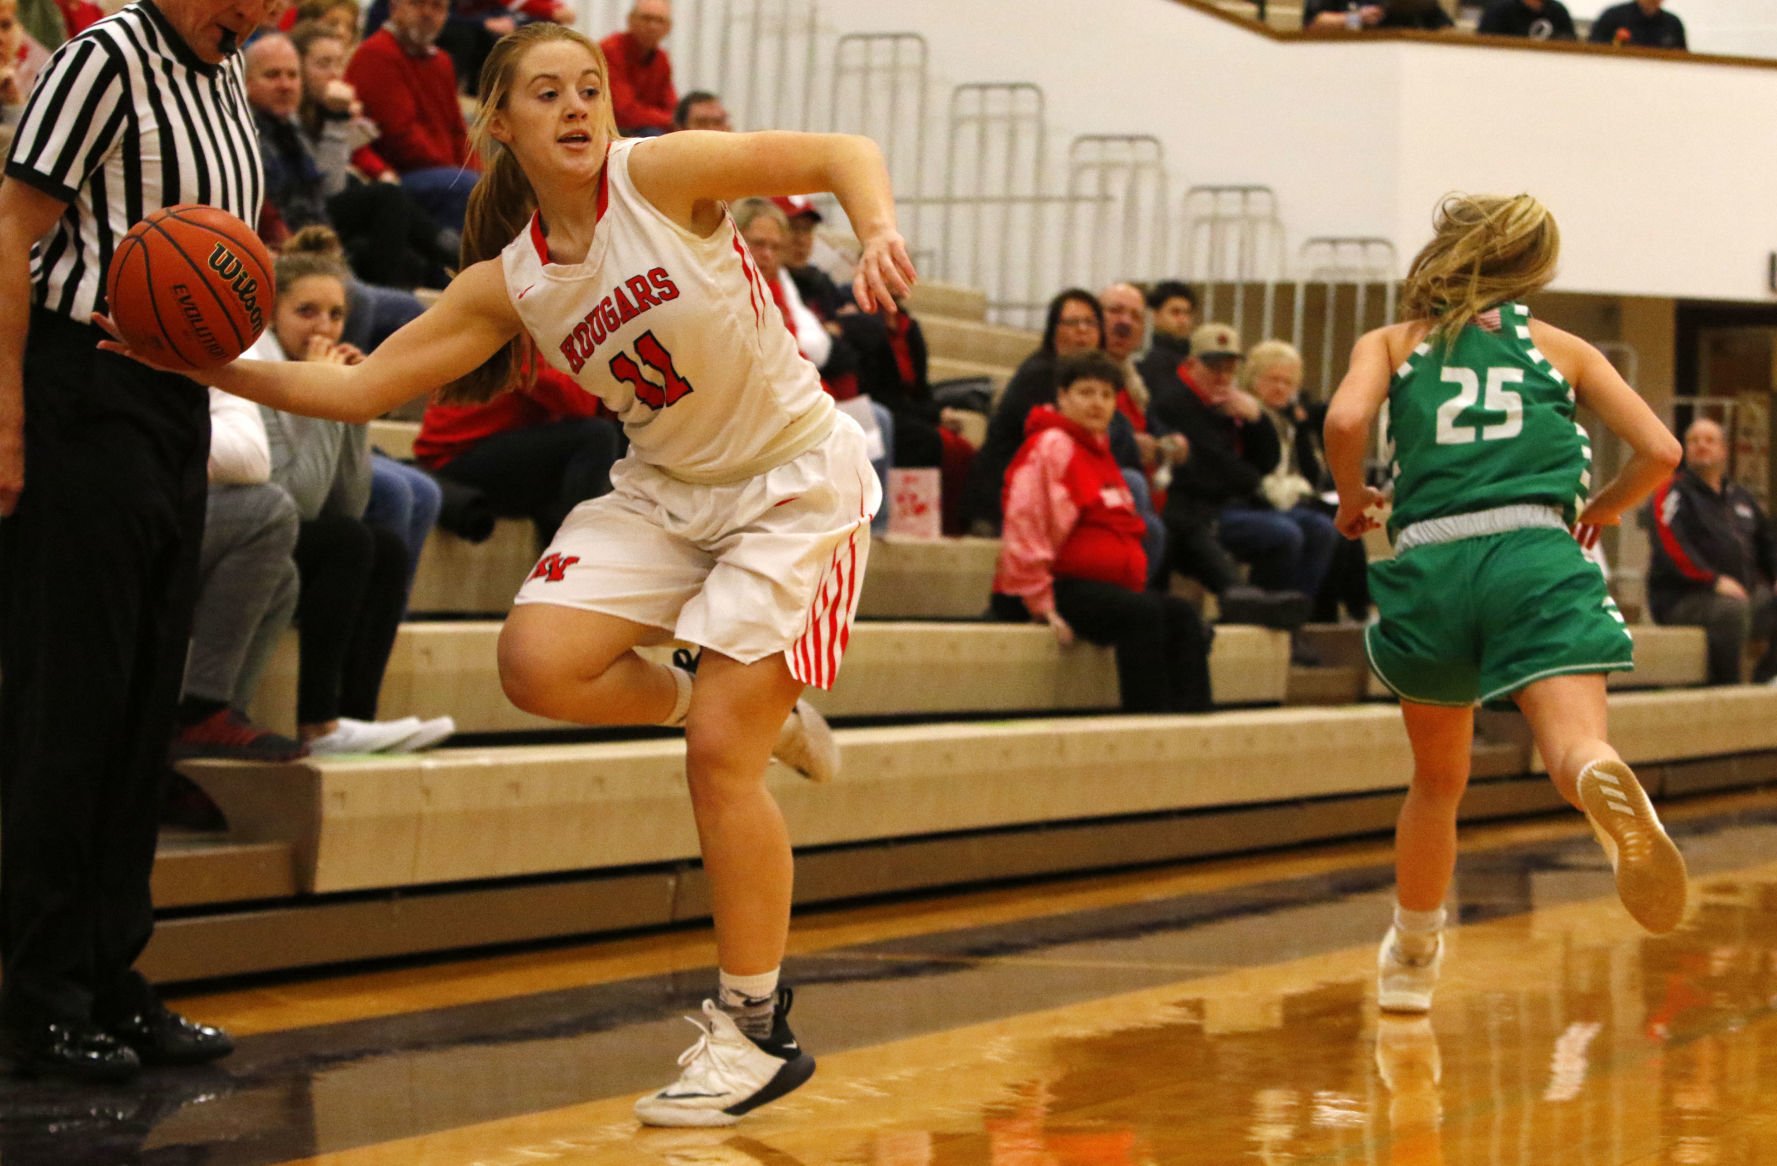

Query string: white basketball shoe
634 990 817 1128
772 701 838 783
1576 759 1687 934
1377 927 1443 1014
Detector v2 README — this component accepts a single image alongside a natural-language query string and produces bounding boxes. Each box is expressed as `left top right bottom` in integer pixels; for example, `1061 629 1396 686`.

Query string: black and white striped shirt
3 0 264 320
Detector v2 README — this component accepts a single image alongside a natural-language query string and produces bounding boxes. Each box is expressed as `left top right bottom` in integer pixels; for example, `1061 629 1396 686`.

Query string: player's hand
1045 608 1074 648
1572 522 1604 551
1334 485 1386 539
852 229 916 316
91 313 202 379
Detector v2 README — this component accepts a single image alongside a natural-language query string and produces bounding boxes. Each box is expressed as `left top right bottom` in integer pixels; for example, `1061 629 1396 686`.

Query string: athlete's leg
1395 700 1475 912
680 650 804 976
1515 672 1687 933
497 605 678 725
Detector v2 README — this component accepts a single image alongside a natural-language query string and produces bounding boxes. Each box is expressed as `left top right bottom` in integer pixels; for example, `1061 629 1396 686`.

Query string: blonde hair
731 197 787 234
448 23 619 405
276 225 351 294
1240 339 1303 391
1400 193 1559 344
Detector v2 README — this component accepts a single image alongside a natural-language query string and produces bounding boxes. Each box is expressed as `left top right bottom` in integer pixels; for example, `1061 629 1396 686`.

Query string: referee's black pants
0 308 209 1026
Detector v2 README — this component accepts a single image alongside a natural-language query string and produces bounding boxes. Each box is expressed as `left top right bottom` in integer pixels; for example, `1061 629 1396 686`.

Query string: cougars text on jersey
557 267 682 374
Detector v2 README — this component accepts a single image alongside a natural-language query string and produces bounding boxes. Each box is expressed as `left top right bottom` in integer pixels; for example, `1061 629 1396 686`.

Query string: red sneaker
170 708 308 763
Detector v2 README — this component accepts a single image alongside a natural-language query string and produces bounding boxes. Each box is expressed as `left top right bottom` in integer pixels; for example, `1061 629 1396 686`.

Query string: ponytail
1400 193 1560 346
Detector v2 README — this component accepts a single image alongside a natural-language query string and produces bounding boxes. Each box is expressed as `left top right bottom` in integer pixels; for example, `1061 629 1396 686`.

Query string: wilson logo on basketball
207 242 266 333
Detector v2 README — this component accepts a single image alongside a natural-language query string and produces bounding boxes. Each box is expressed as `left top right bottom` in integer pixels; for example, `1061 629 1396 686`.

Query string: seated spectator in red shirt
345 0 480 232
414 351 624 549
600 0 676 137
991 351 1211 713
672 88 729 132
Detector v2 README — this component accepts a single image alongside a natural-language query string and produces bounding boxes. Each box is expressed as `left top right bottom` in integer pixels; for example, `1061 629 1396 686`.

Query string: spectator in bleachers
346 0 480 232
1304 0 1453 30
736 196 894 533
1246 340 1367 622
251 228 455 754
1477 0 1576 38
966 289 1144 535
1101 281 1181 584
1589 0 1685 48
1646 417 1776 684
1140 279 1198 373
295 0 362 44
1152 323 1325 626
992 350 1211 713
169 389 307 763
287 21 456 293
414 352 625 549
673 88 729 132
0 0 26 138
600 0 675 137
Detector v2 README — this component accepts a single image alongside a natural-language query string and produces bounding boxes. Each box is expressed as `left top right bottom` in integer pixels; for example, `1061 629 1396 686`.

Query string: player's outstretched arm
627 130 916 313
1324 327 1394 538
1535 321 1681 528
100 260 522 424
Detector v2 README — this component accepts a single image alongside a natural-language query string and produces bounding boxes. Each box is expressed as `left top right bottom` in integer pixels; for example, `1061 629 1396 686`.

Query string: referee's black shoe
106 1002 234 1067
0 1018 141 1082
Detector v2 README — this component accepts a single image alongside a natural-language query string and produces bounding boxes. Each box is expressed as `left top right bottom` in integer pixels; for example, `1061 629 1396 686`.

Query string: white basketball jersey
502 138 833 484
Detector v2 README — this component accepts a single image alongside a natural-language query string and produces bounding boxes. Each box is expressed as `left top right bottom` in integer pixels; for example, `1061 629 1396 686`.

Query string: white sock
1394 904 1445 960
658 665 693 728
717 968 781 1041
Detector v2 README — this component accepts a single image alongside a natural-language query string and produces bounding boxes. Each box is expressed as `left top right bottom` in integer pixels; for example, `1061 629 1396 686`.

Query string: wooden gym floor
7 787 1777 1164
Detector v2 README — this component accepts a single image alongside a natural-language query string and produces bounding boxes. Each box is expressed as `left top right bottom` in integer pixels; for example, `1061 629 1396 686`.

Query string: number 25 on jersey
1435 367 1523 446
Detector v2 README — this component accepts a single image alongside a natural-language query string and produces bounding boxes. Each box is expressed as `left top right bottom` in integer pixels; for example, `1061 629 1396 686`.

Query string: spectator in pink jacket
991 350 1212 713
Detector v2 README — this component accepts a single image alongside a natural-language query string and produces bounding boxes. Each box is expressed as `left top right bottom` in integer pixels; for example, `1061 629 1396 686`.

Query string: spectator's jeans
185 483 300 710
366 454 444 599
992 582 1212 712
1218 501 1339 597
400 166 477 234
345 281 426 353
1658 588 1777 685
293 515 410 725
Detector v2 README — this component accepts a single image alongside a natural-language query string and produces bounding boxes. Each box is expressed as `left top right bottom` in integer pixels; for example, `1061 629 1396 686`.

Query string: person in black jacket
1152 323 1329 600
963 289 1143 534
1646 418 1777 683
1588 0 1686 48
1477 0 1576 38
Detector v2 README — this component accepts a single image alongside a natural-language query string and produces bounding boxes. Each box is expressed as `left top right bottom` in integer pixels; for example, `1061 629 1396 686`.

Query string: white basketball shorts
511 414 880 689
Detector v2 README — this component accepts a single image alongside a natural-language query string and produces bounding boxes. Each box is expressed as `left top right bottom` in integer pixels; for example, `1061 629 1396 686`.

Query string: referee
0 0 268 1080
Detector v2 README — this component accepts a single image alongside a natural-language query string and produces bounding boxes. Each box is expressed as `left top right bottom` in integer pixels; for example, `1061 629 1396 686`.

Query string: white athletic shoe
306 716 426 756
388 715 456 753
772 700 838 783
1377 927 1442 1014
1576 759 1687 934
634 995 816 1128
1374 1015 1442 1092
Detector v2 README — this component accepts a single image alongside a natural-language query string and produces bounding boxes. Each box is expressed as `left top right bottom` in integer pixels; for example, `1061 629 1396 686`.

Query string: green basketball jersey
1381 302 1591 536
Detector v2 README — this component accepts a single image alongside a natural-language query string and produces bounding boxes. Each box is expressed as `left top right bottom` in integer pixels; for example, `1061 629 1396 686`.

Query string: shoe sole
634 1053 816 1128
1377 989 1433 1014
1579 761 1687 934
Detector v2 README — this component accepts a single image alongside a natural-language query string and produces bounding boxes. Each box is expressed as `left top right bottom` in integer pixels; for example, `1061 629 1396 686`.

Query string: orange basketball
106 205 274 371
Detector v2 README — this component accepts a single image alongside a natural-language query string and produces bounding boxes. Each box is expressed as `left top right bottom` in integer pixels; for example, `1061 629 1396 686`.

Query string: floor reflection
6 803 1777 1163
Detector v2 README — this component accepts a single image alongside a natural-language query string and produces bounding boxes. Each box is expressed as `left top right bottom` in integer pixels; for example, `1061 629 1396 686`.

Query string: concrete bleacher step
247 620 1294 738
369 417 418 461
1285 664 1368 706
182 704 1421 895
905 281 988 323
408 528 1007 621
151 837 297 908
1296 622 1710 698
920 316 1039 372
928 356 1012 393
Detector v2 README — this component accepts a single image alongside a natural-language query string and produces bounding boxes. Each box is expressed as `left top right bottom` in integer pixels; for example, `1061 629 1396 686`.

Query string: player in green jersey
1323 193 1687 1013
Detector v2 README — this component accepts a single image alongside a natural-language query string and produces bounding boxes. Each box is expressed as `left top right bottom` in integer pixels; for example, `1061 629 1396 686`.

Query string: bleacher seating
144 276 1757 988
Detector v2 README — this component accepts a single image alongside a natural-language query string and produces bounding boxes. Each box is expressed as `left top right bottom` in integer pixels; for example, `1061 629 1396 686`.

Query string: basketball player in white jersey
102 21 915 1127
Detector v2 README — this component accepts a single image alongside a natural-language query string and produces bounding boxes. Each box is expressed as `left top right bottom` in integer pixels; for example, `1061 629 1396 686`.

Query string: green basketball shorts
1364 525 1634 708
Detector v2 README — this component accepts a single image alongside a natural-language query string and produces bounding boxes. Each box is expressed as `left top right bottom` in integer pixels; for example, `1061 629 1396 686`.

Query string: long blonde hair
1400 194 1559 345
446 23 620 405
